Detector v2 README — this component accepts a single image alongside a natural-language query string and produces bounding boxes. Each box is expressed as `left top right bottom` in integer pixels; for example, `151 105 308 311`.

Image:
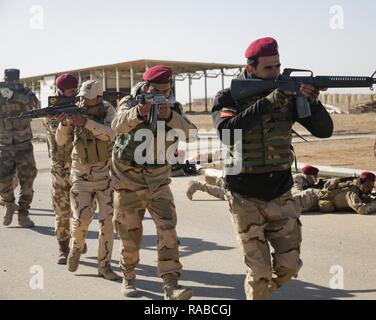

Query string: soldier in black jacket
211 37 333 300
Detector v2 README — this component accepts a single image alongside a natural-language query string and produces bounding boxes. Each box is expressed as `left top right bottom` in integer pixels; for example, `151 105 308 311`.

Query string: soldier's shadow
75 259 374 300
141 235 234 258
31 225 101 239
302 210 354 216
30 208 55 217
77 259 242 300
272 279 376 300
302 211 376 216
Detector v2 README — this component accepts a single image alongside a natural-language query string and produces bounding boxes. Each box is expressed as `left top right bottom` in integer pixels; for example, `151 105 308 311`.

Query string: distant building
21 59 243 110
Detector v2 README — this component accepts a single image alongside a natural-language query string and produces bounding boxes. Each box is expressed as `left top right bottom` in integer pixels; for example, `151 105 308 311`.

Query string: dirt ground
185 112 376 170
32 113 376 171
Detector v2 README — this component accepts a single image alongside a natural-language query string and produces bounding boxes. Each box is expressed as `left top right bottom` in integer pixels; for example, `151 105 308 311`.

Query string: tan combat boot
186 180 205 200
121 278 138 297
18 207 35 228
163 273 192 300
3 203 16 226
67 247 81 272
98 265 121 281
57 239 70 265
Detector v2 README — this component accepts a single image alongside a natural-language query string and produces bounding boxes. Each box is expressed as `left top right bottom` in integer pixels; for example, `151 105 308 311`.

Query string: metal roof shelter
21 59 244 110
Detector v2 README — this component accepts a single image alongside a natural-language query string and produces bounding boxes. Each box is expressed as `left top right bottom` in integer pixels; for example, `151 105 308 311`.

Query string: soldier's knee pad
273 250 302 275
72 217 91 229
246 270 273 283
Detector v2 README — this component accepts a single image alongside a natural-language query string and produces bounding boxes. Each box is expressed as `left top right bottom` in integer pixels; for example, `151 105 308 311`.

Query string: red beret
245 37 279 60
301 165 319 176
360 171 376 182
55 73 78 90
143 65 173 84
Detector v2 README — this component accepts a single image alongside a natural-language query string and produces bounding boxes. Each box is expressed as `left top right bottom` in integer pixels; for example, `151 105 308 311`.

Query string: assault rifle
132 93 176 133
231 68 376 118
303 175 358 190
0 91 125 119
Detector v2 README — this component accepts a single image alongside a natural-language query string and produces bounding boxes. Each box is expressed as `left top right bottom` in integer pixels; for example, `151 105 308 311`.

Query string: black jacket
211 88 333 201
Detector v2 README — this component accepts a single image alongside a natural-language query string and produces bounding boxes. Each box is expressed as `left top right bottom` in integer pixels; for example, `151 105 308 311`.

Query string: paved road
1 142 376 300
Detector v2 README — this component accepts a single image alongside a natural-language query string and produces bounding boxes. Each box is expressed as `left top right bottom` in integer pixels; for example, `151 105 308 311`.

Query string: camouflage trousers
70 162 114 269
113 184 183 280
0 146 37 212
227 190 303 300
51 160 72 242
0 175 18 206
292 189 319 213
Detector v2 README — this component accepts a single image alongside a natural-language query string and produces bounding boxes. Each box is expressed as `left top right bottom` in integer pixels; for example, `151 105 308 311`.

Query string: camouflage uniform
186 172 226 200
55 100 119 279
292 173 319 213
212 66 333 299
111 84 197 299
0 175 18 206
0 82 39 227
318 178 376 215
43 118 73 254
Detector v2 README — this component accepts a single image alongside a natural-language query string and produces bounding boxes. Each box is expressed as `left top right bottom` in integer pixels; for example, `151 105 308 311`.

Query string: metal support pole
173 78 177 97
204 71 208 113
90 71 93 80
78 72 82 85
130 66 134 89
116 67 120 92
102 69 106 91
188 75 192 112
221 68 225 90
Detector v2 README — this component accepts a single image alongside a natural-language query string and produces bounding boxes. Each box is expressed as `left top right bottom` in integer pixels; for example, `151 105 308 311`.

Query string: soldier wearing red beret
318 171 376 215
292 165 321 213
211 37 334 299
293 165 320 193
43 73 79 265
111 65 197 300
55 73 79 97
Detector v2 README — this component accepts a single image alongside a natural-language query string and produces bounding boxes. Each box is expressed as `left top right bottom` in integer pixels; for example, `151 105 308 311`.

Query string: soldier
55 80 119 281
111 65 197 300
43 73 78 264
211 37 333 299
318 171 376 215
291 165 320 213
292 165 319 194
0 69 39 227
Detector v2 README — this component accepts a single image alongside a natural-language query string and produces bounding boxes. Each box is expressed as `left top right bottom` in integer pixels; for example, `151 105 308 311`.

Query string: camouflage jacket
292 173 316 194
0 85 39 149
111 87 197 192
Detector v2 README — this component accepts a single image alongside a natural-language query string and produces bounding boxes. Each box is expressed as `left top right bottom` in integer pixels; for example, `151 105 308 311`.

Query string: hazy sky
1 0 375 102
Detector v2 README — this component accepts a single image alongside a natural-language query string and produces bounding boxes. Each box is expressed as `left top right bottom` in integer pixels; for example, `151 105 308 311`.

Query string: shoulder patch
220 107 237 118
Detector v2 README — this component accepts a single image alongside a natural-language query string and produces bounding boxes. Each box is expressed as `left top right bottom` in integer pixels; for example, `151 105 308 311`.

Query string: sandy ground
185 113 376 171
31 113 376 170
2 143 376 300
